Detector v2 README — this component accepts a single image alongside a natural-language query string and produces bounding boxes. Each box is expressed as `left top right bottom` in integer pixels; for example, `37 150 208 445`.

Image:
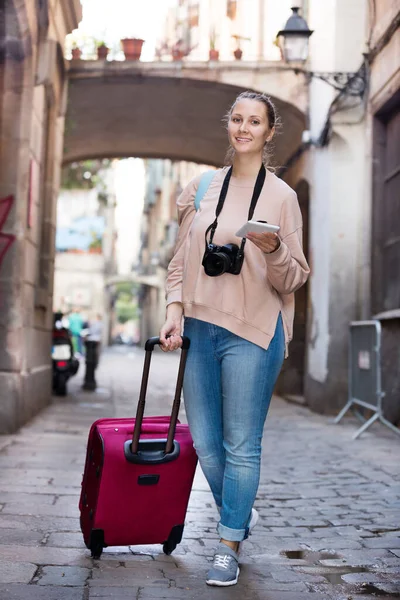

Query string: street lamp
276 6 313 64
276 6 368 98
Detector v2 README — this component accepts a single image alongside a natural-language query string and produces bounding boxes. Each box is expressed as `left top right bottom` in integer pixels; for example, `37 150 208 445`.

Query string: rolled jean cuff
217 522 248 542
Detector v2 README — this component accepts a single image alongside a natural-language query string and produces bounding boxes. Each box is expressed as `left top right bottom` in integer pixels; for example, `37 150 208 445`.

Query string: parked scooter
52 313 79 396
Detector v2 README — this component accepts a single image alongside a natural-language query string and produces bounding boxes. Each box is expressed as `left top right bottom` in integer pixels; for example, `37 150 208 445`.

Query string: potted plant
171 39 197 61
232 34 250 60
96 41 109 60
171 39 185 61
71 42 82 60
121 38 145 60
209 28 219 61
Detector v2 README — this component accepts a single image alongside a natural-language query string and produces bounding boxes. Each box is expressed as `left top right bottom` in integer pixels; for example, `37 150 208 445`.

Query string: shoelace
213 554 232 570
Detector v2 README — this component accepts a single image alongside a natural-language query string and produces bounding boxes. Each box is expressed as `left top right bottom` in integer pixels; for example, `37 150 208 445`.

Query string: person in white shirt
86 313 103 342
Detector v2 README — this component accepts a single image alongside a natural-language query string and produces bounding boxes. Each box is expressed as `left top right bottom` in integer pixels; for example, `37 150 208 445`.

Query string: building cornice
60 0 82 35
368 9 400 65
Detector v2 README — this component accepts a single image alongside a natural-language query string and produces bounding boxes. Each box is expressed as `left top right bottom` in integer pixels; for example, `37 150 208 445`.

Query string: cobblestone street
0 346 399 600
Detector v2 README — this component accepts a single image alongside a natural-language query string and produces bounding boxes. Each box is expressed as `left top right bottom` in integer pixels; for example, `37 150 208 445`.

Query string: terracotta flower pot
71 47 82 60
97 45 109 60
209 49 219 61
172 48 185 61
233 48 243 60
121 38 145 60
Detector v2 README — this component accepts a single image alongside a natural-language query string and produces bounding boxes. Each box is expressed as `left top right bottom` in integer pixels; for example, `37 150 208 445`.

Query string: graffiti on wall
0 195 15 268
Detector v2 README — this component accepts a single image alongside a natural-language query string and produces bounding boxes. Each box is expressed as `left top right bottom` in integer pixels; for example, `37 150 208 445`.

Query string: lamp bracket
294 62 368 97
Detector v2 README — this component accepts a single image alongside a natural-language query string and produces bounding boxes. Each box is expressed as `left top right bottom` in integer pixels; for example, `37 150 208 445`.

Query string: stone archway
64 66 306 168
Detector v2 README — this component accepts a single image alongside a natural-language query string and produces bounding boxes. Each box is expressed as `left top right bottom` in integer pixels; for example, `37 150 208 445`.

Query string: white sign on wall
71 287 92 307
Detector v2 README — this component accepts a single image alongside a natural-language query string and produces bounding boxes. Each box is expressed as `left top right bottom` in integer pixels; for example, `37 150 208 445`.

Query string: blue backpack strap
194 170 216 211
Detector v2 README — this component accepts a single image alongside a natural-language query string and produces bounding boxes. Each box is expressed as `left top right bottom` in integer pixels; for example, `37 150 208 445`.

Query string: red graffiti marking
0 195 15 268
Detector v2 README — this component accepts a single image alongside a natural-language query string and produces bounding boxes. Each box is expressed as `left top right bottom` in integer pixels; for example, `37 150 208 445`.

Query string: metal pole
82 341 98 391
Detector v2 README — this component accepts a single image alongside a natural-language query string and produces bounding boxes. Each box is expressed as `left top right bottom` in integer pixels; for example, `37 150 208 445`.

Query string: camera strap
205 164 266 250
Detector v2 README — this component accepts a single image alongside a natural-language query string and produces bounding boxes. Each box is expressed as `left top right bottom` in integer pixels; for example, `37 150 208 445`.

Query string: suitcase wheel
91 545 103 560
163 524 184 555
163 540 177 556
89 529 105 560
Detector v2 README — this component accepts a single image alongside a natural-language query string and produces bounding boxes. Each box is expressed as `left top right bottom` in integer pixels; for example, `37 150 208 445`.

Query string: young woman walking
160 91 310 586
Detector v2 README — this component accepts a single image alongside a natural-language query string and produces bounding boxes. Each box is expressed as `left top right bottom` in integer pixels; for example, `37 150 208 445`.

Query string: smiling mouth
235 137 252 143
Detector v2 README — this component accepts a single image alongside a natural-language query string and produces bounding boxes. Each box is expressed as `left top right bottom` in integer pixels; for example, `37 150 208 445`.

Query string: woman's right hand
159 302 184 352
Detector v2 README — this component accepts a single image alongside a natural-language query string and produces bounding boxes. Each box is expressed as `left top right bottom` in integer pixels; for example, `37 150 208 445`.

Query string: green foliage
116 299 137 324
89 234 103 251
115 282 138 297
114 281 139 323
118 292 131 303
61 159 111 190
209 28 217 49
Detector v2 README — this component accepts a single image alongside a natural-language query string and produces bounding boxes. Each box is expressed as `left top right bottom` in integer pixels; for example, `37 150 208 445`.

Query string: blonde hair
223 91 281 167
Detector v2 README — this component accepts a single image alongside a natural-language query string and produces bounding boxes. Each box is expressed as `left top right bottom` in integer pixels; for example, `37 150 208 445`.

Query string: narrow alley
0 346 399 600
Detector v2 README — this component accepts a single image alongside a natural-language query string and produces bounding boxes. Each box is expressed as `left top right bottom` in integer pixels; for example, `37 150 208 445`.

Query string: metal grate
334 320 400 439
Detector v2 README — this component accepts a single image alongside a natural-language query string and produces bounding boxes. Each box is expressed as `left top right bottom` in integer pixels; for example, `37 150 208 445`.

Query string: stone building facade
0 1 81 432
137 160 210 343
366 1 400 423
299 0 399 420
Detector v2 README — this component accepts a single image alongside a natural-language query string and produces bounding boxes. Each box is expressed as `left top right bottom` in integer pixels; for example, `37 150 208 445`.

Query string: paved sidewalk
0 346 399 600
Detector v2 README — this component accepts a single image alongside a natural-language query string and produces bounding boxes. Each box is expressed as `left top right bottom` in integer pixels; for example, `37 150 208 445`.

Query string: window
227 0 237 20
188 3 199 27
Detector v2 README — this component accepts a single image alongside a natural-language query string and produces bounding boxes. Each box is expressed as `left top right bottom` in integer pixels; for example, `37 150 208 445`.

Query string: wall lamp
277 6 368 98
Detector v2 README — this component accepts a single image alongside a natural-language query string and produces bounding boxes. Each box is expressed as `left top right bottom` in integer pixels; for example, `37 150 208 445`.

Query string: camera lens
204 252 231 277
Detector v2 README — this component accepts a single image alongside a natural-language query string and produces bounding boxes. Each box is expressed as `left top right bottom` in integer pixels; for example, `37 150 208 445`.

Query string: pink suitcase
79 336 197 558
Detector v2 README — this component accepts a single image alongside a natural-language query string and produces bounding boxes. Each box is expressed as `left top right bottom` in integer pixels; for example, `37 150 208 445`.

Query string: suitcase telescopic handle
131 336 190 455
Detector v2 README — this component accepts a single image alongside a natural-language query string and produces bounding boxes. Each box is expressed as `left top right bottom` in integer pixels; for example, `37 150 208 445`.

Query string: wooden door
372 91 400 314
277 179 309 397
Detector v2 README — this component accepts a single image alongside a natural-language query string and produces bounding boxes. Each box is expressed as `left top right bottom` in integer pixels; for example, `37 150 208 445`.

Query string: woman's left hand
246 232 281 254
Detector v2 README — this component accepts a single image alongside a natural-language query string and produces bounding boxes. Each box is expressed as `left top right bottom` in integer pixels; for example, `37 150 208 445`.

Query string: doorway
277 179 310 399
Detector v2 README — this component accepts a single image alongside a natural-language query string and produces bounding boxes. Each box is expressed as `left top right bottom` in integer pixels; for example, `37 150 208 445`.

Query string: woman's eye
252 120 260 125
232 117 241 123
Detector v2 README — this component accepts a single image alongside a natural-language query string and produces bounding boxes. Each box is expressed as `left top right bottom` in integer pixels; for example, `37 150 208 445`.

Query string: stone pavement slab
0 561 37 584
0 346 399 599
35 566 89 586
0 586 83 600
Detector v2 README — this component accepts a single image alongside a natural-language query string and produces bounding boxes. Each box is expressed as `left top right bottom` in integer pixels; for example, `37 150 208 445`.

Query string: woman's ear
266 126 275 143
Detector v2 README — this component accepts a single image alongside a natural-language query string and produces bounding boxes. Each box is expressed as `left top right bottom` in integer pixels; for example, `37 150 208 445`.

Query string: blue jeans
183 315 285 542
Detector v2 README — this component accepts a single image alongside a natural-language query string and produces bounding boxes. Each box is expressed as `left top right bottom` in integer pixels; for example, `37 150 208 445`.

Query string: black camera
202 243 244 277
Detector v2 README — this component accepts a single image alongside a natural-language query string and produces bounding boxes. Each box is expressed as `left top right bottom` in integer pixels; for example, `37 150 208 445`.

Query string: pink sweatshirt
166 167 310 356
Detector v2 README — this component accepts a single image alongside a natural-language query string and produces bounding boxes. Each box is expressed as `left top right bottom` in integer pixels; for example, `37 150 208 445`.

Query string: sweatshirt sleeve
264 190 310 295
165 175 201 306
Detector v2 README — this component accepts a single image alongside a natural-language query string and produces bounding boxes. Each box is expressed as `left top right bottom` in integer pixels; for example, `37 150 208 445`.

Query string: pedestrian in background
160 91 310 586
68 307 84 356
85 313 103 363
81 313 103 391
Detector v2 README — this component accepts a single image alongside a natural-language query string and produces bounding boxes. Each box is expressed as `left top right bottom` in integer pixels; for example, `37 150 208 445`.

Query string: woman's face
227 99 274 157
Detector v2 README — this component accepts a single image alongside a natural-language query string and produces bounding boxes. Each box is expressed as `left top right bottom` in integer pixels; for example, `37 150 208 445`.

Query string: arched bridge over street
64 60 308 169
